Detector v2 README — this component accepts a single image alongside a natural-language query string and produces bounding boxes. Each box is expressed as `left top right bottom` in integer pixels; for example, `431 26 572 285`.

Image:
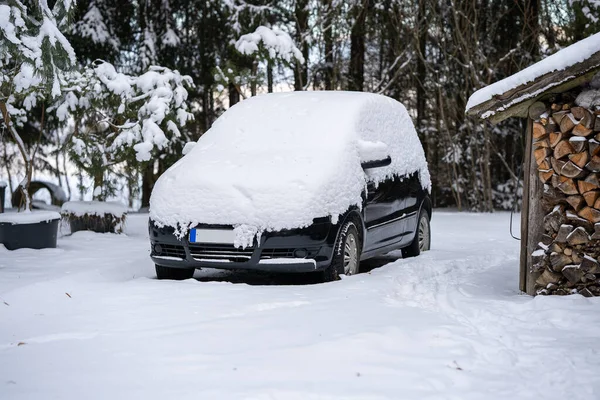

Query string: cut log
545 121 558 134
551 158 567 174
566 226 590 245
551 103 563 112
562 265 584 284
549 132 565 148
544 206 565 233
552 111 569 125
539 169 554 183
578 176 599 193
581 109 594 129
566 210 594 231
585 173 600 187
585 155 600 172
569 151 590 169
563 247 573 256
569 137 588 153
550 253 572 271
583 190 600 207
536 269 563 286
560 161 586 179
549 242 563 254
571 106 586 120
538 157 551 170
560 113 577 133
594 115 600 131
594 196 600 210
578 206 600 223
589 140 600 156
566 195 585 211
592 223 600 240
533 122 547 139
535 147 551 165
529 102 547 120
555 224 574 243
562 103 572 111
533 139 551 149
554 140 574 159
558 178 579 195
572 123 594 137
580 255 599 274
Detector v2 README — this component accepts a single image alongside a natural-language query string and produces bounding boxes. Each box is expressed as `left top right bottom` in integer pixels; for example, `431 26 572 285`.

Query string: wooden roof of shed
466 34 600 124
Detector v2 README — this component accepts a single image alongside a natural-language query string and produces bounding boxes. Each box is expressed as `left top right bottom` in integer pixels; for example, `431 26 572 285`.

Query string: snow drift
150 91 430 238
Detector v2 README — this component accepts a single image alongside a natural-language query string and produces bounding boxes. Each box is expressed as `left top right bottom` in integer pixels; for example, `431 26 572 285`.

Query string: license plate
189 229 235 244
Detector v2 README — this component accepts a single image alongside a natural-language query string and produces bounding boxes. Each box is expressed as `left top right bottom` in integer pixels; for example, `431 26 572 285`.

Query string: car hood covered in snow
149 91 430 241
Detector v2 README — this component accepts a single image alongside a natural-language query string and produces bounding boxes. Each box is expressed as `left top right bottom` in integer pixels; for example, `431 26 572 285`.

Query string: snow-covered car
148 91 432 281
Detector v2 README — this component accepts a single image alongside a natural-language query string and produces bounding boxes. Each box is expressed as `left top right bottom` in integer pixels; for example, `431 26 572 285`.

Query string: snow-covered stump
61 201 128 234
528 91 600 296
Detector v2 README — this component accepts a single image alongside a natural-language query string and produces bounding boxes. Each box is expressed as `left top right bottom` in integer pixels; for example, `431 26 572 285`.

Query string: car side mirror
361 156 392 170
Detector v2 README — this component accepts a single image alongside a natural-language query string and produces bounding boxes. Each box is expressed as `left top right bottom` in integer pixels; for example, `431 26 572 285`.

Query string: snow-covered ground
1 211 599 399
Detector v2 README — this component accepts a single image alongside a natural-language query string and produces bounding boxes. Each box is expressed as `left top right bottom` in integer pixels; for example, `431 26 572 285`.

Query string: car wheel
402 209 431 258
155 265 195 280
323 221 361 282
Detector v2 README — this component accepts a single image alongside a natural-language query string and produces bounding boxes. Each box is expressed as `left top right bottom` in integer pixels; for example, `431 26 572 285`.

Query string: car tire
322 221 361 282
402 209 431 258
155 265 195 280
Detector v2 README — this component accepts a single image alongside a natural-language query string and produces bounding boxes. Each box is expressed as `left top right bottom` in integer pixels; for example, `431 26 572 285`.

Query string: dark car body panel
150 172 430 273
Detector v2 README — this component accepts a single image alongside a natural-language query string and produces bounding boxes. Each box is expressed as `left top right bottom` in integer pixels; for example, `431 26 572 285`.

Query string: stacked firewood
532 93 600 296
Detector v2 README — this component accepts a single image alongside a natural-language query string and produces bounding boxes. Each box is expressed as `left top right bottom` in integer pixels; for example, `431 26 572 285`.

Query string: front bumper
149 221 336 273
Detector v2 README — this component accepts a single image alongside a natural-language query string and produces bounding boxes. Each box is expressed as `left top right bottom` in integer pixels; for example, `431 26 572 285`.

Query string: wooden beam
467 51 600 124
520 119 532 293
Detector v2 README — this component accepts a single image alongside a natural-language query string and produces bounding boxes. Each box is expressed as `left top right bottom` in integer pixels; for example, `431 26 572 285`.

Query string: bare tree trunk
348 1 368 91
323 0 334 90
92 170 104 201
1 136 13 196
62 151 72 201
415 0 427 130
294 0 309 91
141 162 154 208
267 60 274 93
251 60 258 96
228 82 240 106
0 101 31 210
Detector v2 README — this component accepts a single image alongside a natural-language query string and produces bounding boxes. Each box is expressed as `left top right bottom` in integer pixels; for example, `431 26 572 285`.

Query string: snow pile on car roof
150 91 430 240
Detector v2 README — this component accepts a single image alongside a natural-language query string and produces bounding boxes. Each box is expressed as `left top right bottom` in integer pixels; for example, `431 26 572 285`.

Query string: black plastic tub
0 218 60 250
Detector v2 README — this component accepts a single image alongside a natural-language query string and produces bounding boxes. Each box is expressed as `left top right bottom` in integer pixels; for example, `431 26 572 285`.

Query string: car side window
366 177 394 203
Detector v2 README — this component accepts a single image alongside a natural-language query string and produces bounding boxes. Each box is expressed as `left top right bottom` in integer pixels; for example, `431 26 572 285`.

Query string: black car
148 92 431 281
149 168 431 281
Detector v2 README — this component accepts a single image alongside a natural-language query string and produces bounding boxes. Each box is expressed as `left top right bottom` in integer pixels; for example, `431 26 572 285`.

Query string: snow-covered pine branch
55 60 195 163
0 0 76 210
235 26 305 64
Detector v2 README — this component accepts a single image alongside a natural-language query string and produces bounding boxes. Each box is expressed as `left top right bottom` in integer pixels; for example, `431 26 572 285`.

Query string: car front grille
189 243 254 262
260 247 320 259
154 243 186 259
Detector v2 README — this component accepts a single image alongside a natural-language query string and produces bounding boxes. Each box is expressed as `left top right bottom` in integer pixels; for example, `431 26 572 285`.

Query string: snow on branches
55 60 194 163
235 26 305 64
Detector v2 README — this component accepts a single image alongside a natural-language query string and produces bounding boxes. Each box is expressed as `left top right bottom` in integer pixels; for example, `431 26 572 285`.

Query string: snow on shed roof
149 91 430 242
467 32 600 123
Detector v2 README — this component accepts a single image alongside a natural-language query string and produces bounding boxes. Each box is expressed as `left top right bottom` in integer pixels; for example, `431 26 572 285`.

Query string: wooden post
520 120 532 293
520 117 546 295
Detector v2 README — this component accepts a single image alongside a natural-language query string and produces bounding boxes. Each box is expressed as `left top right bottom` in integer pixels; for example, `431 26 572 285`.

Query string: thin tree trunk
294 0 309 91
228 82 240 106
0 101 31 210
323 0 334 90
141 162 154 208
348 0 368 91
267 61 274 93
